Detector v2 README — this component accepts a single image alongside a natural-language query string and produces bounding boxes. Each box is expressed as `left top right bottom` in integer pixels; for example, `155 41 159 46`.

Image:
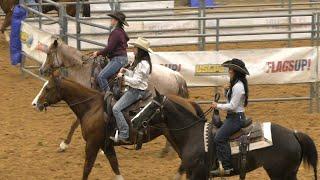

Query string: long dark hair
132 48 152 74
116 22 124 29
228 70 249 107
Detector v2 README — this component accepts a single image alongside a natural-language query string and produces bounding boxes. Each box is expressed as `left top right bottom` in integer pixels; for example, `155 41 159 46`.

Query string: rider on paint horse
110 37 153 143
92 11 129 93
211 58 250 175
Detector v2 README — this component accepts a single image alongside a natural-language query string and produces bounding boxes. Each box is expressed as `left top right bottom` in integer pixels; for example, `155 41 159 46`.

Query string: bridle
40 78 98 110
44 50 91 75
138 96 168 129
138 96 211 132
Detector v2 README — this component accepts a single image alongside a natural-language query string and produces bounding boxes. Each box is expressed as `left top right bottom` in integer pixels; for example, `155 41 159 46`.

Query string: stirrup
110 130 130 143
210 161 233 176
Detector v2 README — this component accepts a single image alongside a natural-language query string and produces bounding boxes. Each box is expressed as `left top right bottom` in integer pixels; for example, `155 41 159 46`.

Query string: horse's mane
166 95 204 118
61 77 102 95
58 42 86 66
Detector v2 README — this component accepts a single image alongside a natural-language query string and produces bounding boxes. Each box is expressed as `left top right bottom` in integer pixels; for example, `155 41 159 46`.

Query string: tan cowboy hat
108 11 129 26
222 58 250 75
129 37 154 53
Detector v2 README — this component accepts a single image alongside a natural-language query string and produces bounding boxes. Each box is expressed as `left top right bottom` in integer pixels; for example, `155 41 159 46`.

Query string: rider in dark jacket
92 11 129 93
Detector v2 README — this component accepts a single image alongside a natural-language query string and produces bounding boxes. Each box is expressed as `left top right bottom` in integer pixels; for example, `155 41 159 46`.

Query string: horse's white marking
99 150 105 155
131 101 153 123
59 141 69 151
203 122 209 152
32 81 49 107
262 122 272 142
40 56 48 70
173 172 183 180
114 175 124 180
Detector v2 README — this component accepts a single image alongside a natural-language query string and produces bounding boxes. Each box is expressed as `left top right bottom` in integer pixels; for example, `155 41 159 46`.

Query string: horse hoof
173 172 182 180
58 141 69 152
114 175 124 180
99 150 105 155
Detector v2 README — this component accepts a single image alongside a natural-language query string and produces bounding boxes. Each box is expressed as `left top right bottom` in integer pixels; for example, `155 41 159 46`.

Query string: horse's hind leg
286 172 298 180
104 142 123 179
82 140 100 180
59 118 80 152
264 167 298 180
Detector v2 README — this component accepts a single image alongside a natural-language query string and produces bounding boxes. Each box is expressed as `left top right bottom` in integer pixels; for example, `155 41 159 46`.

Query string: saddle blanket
204 122 273 155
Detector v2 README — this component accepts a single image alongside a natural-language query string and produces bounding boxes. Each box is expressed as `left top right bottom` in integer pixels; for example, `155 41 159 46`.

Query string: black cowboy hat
108 11 129 26
222 58 250 75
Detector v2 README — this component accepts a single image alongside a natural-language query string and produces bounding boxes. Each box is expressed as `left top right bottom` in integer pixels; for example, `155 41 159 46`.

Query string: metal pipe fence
14 0 320 113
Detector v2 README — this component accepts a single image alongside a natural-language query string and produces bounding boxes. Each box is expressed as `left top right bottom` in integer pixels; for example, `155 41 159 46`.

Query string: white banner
148 47 317 86
21 22 54 64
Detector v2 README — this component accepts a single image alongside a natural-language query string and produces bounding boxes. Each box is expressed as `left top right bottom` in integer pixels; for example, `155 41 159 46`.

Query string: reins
68 94 99 107
145 93 221 132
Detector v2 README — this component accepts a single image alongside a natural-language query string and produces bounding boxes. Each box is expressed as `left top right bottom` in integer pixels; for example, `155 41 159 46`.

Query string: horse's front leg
104 141 123 180
159 140 175 157
1 12 12 33
59 118 80 152
82 139 100 180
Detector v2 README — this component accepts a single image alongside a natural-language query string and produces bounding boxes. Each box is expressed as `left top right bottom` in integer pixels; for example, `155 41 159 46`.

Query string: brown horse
32 75 185 180
39 39 188 155
0 0 90 33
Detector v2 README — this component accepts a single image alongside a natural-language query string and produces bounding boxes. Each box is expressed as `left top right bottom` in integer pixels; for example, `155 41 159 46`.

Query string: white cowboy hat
129 37 154 53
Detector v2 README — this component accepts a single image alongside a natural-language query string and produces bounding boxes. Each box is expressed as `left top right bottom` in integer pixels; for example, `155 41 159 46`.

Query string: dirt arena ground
0 31 320 180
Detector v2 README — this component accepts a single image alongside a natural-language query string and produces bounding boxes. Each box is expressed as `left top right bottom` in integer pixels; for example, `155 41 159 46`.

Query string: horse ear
154 88 161 98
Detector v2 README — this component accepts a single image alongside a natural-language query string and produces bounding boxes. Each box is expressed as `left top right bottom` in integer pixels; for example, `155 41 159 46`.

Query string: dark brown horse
132 91 318 180
32 76 185 180
0 0 90 33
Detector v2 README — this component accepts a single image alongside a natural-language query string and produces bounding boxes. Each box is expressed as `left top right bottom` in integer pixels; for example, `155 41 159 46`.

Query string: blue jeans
98 56 127 92
214 113 243 169
112 88 147 138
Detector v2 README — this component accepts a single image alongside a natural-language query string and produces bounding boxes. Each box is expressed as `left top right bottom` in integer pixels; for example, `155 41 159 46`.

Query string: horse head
32 75 62 111
40 39 85 76
131 89 167 131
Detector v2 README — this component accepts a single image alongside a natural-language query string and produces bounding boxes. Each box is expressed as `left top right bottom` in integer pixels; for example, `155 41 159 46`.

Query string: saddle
103 90 152 145
209 119 263 153
104 90 152 118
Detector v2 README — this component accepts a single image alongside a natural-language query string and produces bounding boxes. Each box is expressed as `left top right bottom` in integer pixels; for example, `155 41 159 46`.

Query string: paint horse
132 91 318 180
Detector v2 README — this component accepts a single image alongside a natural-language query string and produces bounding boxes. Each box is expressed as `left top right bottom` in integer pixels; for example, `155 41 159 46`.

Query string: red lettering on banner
266 59 312 73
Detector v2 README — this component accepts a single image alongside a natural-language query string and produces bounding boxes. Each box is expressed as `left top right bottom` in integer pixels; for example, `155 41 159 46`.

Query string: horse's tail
294 131 318 180
82 0 91 17
174 72 189 99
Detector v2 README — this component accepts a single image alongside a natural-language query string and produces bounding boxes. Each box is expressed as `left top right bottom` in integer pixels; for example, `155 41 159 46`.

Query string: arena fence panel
8 0 320 113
